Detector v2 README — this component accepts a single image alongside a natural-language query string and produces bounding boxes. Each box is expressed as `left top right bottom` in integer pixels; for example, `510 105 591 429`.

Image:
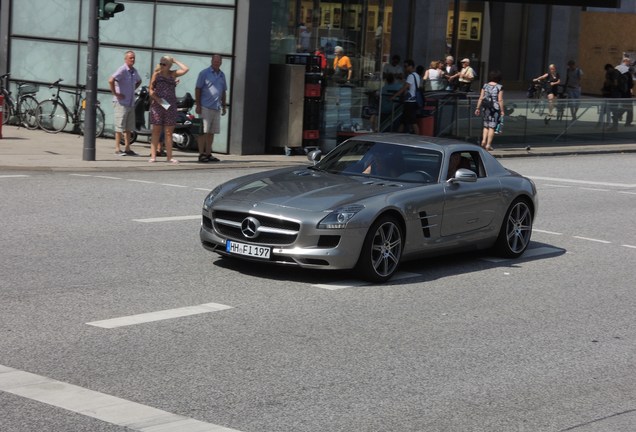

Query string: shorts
200 106 221 134
113 103 135 132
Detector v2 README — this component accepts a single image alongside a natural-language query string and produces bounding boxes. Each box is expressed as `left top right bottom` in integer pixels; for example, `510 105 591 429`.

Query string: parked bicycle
1 73 40 130
35 78 105 137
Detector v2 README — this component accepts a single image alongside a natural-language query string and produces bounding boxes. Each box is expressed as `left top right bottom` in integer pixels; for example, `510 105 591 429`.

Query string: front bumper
199 213 366 270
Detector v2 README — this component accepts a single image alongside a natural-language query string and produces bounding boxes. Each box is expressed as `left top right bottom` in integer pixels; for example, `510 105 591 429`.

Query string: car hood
221 168 406 211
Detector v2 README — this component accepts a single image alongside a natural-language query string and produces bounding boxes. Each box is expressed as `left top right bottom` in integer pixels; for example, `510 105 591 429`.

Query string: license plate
226 240 271 259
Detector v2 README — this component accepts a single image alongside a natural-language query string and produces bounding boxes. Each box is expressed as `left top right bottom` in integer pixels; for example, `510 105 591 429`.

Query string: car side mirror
447 168 477 184
308 149 322 164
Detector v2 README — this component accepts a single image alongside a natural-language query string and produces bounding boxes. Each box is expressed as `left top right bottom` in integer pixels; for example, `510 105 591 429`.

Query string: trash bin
417 106 435 136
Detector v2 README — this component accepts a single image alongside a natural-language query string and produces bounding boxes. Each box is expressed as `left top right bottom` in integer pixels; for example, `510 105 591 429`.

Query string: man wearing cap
458 58 476 92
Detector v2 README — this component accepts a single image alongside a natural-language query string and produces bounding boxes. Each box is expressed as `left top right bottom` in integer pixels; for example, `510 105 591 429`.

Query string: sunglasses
160 62 168 66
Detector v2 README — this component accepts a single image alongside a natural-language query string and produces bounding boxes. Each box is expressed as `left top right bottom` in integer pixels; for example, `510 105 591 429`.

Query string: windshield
316 140 442 183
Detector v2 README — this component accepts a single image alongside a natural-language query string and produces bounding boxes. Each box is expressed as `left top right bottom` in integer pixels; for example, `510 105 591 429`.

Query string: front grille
212 210 300 245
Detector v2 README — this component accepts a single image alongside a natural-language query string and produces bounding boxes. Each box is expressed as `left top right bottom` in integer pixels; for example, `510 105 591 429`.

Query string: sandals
148 158 156 163
169 158 180 164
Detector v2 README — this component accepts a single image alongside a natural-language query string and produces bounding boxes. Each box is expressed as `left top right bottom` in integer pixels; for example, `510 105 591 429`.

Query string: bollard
0 94 3 138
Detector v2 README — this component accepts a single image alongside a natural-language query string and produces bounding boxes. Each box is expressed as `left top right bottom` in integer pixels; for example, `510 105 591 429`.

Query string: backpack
410 73 425 107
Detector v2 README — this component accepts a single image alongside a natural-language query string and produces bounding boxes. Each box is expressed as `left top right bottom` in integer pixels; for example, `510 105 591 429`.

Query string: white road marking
481 246 563 263
160 183 188 188
133 215 200 223
580 187 610 192
573 236 611 244
93 175 122 180
543 184 572 188
534 229 563 235
312 272 422 290
530 176 636 188
0 174 30 178
69 174 92 177
0 365 242 432
127 179 156 184
622 244 636 249
86 302 233 329
195 188 211 191
618 191 636 196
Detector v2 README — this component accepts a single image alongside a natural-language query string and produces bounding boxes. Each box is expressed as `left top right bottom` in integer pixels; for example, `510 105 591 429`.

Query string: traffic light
98 0 125 20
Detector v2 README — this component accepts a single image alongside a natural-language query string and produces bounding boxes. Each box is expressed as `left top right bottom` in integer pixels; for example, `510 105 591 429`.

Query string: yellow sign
447 11 482 41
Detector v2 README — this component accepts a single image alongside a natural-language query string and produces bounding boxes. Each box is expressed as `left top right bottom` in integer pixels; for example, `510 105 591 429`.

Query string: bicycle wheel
19 95 39 130
79 105 105 137
36 99 68 133
2 96 11 125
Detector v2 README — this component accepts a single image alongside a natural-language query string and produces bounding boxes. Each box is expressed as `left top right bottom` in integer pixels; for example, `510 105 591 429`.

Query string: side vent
419 211 439 238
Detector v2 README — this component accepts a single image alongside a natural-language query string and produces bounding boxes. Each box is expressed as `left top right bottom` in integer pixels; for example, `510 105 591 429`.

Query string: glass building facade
0 0 236 153
0 0 631 154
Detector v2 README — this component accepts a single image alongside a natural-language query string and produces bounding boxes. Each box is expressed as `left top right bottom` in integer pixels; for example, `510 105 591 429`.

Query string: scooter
123 86 196 151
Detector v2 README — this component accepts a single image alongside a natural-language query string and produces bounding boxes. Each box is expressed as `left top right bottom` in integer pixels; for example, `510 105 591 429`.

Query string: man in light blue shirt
195 54 227 162
109 50 141 155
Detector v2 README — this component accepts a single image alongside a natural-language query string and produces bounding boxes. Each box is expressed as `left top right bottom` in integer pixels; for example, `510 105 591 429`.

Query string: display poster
447 11 482 41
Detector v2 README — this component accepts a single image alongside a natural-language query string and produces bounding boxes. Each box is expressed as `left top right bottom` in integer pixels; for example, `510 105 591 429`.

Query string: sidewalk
1 125 635 172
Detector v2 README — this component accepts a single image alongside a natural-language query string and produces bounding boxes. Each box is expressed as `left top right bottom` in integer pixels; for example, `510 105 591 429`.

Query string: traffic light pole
83 0 99 161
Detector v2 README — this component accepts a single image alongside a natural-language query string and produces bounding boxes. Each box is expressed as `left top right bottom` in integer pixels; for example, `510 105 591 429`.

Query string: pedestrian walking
474 70 504 151
392 59 421 135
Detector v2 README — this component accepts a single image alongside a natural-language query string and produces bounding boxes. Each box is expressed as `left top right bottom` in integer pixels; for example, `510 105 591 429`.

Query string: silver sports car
200 134 537 282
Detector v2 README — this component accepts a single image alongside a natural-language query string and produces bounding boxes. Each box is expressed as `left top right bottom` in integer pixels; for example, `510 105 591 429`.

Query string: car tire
355 215 403 283
494 198 533 258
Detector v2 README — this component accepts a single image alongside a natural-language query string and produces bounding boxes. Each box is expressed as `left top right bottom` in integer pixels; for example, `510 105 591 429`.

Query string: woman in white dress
423 60 444 91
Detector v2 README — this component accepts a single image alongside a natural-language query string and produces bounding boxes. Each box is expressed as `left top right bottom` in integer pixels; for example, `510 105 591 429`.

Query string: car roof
348 133 475 153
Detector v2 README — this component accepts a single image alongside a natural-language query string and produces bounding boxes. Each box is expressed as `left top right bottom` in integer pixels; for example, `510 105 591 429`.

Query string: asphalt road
1 154 635 432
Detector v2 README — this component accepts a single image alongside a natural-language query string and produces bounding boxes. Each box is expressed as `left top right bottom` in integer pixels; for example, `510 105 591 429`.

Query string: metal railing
436 96 636 147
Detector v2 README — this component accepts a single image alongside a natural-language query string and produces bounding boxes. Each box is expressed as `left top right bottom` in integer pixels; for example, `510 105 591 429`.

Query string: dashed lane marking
93 175 122 180
543 184 572 188
534 229 563 235
529 176 636 188
127 179 155 184
621 244 636 249
618 191 636 196
573 236 612 244
133 215 200 223
160 183 188 188
579 187 610 192
86 302 233 329
0 365 242 432
0 175 30 178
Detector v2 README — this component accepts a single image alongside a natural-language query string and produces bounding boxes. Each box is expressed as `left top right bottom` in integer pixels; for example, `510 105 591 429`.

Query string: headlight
318 205 365 229
203 186 222 210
